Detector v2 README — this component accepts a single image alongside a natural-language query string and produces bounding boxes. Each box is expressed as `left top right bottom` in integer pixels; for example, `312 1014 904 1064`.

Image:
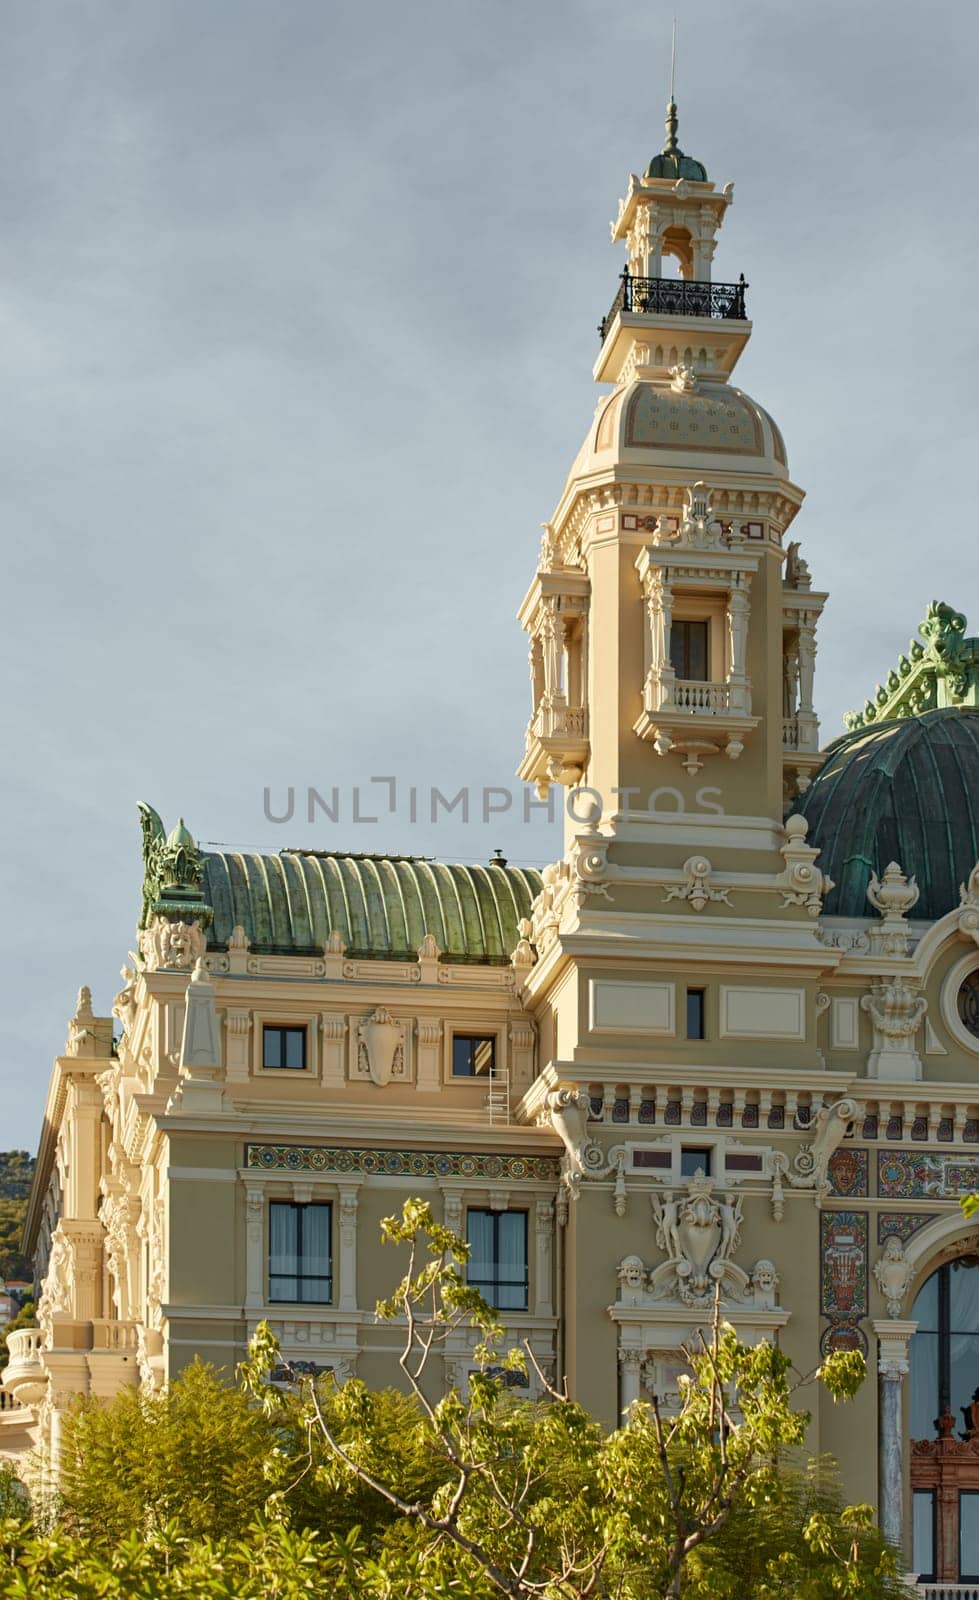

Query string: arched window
910 1256 979 1582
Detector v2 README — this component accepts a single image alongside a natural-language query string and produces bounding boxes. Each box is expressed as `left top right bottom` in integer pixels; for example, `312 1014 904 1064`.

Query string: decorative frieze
245 1144 560 1183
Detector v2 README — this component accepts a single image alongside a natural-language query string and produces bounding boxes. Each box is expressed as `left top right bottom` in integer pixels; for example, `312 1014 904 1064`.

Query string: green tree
0 1199 912 1599
241 1198 909 1600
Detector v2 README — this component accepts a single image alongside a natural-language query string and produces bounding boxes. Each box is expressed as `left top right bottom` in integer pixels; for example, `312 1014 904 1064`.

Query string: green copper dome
797 708 979 920
644 100 708 182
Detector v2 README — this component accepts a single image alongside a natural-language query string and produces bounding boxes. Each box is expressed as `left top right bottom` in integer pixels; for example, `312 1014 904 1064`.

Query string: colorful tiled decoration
245 1145 561 1182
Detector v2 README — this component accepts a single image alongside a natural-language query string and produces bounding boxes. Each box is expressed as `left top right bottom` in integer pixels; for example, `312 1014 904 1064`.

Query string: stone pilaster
874 1318 917 1554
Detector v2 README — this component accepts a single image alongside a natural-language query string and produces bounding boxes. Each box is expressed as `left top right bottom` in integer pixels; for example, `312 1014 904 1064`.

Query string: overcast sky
1 0 975 1150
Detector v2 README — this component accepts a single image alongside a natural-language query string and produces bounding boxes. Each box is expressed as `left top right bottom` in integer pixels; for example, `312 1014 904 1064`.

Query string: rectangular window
912 1490 935 1580
962 1491 979 1581
452 1035 496 1077
467 1210 528 1311
680 1146 712 1179
670 619 709 681
686 989 706 1040
269 1201 331 1303
263 1026 307 1070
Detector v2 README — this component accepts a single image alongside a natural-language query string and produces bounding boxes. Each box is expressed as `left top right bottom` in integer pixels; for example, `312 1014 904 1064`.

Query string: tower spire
663 19 679 154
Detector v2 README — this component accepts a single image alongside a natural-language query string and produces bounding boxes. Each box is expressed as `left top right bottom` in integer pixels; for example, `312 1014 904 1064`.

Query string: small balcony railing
530 702 588 741
671 679 732 713
599 271 748 340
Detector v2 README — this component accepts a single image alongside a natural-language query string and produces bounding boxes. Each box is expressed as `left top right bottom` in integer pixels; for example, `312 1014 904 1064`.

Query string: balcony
600 271 748 341
634 671 758 772
518 699 590 796
2 1327 47 1406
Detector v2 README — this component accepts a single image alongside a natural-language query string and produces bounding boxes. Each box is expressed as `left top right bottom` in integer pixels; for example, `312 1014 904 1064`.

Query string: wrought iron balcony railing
599 271 748 340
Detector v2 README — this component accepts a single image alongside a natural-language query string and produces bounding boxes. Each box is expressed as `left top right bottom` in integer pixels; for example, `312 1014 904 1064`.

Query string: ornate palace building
8 101 979 1590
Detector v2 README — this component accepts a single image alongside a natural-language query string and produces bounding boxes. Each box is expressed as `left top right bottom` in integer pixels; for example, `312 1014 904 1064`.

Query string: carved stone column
534 1200 554 1318
319 1014 346 1088
874 1318 917 1554
797 619 817 715
508 1021 536 1096
415 1019 443 1093
224 1009 252 1084
337 1184 362 1313
618 1347 642 1416
244 1185 265 1308
726 586 751 713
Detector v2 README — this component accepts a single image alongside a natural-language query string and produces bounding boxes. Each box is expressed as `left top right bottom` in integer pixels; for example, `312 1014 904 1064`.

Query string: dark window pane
268 1202 331 1304
913 1491 935 1579
453 1036 496 1077
686 989 705 1040
263 1026 307 1070
670 620 709 681
963 1492 979 1579
912 1271 939 1333
466 1210 528 1311
910 1330 939 1438
680 1147 712 1179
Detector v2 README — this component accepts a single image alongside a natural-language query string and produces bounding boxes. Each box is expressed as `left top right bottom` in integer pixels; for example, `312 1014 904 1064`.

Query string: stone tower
515 103 839 1422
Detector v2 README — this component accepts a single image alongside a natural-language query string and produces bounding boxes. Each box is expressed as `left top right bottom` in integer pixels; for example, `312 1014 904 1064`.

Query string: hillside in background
0 1151 35 1283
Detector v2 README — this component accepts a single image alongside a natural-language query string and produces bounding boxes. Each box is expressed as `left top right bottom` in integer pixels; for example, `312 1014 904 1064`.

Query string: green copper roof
797 708 979 920
202 850 542 964
644 100 708 182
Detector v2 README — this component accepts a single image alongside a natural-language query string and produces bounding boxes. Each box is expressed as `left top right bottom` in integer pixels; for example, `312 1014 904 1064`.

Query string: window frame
451 1033 498 1079
466 1208 529 1312
262 1024 309 1072
268 1199 333 1305
670 617 710 682
680 1145 713 1179
686 988 706 1040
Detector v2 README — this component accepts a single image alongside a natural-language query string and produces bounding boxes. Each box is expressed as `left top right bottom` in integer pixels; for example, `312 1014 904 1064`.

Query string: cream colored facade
10 105 979 1587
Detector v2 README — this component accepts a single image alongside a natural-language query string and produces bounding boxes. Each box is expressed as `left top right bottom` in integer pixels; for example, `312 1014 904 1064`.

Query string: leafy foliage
0 1198 911 1599
0 1150 36 1283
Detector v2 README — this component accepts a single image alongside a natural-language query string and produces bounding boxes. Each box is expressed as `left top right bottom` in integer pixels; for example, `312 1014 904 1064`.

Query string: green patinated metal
843 601 979 733
644 99 708 183
798 707 979 920
138 804 213 929
143 834 543 964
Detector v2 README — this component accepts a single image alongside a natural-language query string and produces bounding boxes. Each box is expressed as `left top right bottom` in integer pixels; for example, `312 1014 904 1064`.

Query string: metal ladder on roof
486 1068 510 1126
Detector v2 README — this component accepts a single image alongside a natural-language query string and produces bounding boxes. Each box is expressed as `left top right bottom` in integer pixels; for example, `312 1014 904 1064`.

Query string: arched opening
661 226 693 279
910 1253 979 1582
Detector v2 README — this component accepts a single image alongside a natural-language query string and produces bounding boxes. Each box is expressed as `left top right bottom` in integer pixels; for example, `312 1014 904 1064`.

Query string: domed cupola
798 602 979 920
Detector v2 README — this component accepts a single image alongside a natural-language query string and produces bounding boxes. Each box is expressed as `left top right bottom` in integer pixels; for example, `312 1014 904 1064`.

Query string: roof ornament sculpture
135 800 212 934
844 601 979 731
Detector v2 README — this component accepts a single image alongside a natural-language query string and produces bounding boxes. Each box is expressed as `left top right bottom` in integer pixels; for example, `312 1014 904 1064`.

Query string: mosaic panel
966 1120 979 1143
691 1102 707 1127
938 1118 954 1142
245 1146 561 1182
820 1210 868 1317
861 1114 879 1140
878 1151 979 1200
612 1098 629 1123
911 1116 928 1142
828 1147 869 1198
742 1105 759 1129
665 1101 681 1126
768 1106 785 1130
877 1212 930 1246
638 1100 656 1124
886 1116 903 1140
820 1318 868 1357
717 1103 733 1128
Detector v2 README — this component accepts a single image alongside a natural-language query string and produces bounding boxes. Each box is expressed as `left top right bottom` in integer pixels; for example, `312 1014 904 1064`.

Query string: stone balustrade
2 1327 47 1406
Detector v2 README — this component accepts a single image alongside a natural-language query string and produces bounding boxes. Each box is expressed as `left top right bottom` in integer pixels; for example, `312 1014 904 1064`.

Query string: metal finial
664 19 679 153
